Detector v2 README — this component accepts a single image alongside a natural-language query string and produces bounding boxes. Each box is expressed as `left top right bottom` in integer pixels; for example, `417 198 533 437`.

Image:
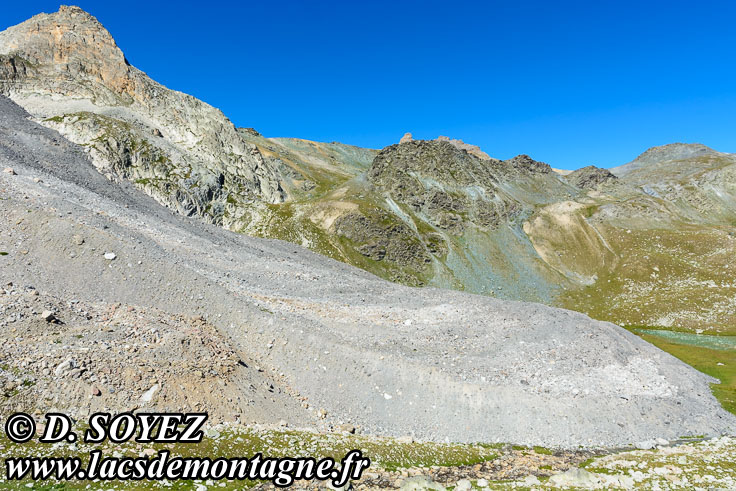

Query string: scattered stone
454 479 471 491
40 310 56 322
549 467 600 488
3 167 16 175
104 252 117 260
140 384 159 403
522 475 540 486
91 386 101 396
400 476 445 490
636 440 657 450
204 428 221 439
337 424 356 434
54 358 76 378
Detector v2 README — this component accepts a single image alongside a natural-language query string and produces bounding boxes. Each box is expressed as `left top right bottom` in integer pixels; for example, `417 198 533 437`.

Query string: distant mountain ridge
611 142 724 177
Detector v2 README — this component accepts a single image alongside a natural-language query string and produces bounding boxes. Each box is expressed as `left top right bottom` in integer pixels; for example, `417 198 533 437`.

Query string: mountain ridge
1 6 735 333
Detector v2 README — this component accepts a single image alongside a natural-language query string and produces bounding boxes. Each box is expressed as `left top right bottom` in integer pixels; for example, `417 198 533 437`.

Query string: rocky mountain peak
369 139 493 187
58 5 88 14
0 5 133 98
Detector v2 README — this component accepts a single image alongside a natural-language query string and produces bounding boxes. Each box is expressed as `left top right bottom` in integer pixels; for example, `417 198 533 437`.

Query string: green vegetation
532 446 555 455
562 224 736 334
581 204 599 218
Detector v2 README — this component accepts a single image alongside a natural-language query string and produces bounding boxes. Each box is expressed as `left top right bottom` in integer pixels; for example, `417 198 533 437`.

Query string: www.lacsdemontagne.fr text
3 412 370 487
6 449 370 487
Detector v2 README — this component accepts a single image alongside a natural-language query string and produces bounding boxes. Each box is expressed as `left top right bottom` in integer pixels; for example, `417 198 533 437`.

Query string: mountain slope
3 94 735 446
552 144 736 332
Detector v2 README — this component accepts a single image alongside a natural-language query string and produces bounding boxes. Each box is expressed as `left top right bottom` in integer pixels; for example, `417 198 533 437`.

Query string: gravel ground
0 286 312 427
1 96 735 448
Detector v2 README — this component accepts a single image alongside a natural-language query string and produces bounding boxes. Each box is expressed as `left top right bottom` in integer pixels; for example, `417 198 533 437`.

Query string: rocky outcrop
0 5 285 226
368 141 559 231
565 165 618 189
333 210 433 285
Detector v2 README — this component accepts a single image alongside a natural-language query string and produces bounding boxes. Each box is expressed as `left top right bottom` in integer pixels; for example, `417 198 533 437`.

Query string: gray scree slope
1 96 734 447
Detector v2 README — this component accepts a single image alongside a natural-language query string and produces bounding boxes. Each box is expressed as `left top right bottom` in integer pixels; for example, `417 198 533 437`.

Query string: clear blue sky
4 1 736 169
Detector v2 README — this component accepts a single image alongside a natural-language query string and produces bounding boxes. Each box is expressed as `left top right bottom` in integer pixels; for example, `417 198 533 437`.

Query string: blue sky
3 1 736 169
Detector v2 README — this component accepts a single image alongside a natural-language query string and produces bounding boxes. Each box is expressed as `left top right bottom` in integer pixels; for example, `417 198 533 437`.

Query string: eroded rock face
0 5 285 225
0 6 134 103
